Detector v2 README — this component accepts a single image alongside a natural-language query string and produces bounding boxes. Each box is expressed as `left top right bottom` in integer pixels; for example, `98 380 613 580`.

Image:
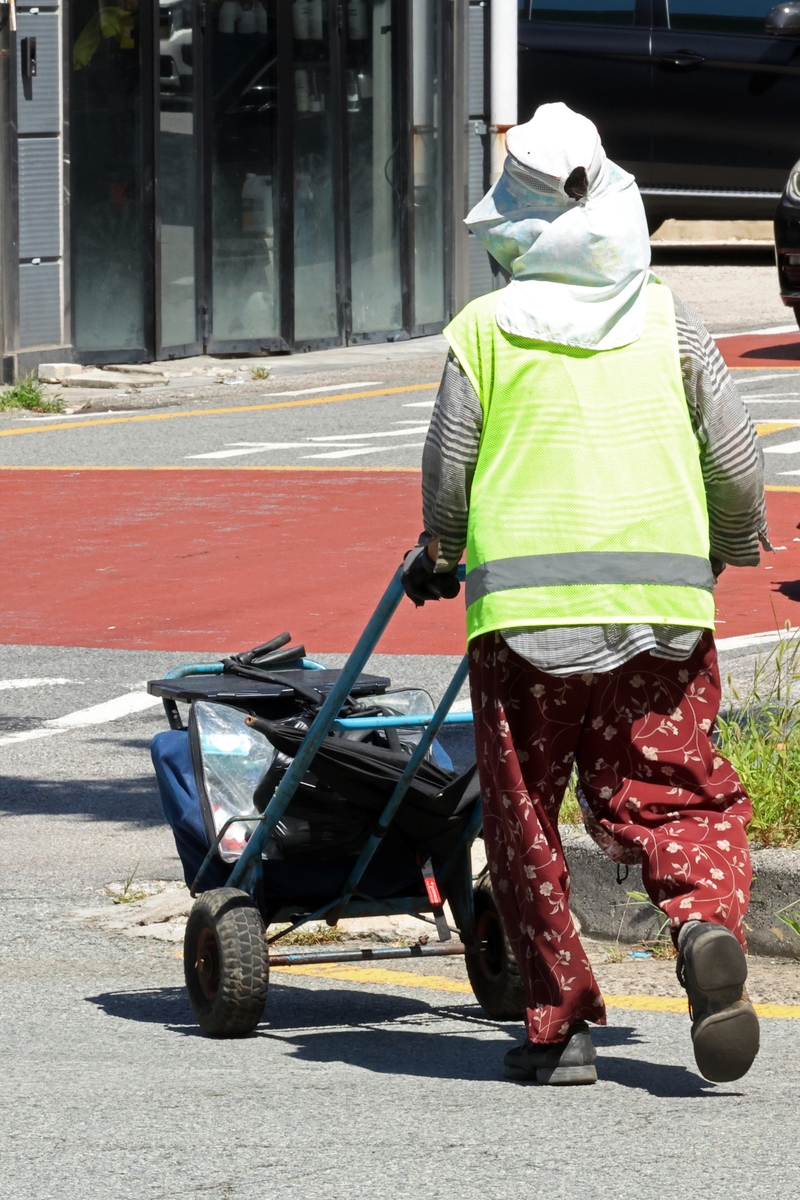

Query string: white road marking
763 440 800 453
186 424 429 460
301 442 426 460
0 677 72 690
717 628 799 652
0 690 162 748
743 394 800 400
736 374 800 386
403 400 436 408
187 441 353 460
306 426 428 442
15 411 140 422
261 381 384 397
713 324 797 338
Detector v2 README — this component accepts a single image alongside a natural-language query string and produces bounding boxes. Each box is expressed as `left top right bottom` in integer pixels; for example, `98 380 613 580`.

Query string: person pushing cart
401 102 767 1086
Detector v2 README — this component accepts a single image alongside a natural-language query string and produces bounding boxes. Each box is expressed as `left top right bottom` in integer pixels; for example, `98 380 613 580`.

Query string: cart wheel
184 888 268 1037
465 877 526 1021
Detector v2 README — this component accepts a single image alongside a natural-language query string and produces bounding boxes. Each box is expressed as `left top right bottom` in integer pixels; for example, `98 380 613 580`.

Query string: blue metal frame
180 564 479 947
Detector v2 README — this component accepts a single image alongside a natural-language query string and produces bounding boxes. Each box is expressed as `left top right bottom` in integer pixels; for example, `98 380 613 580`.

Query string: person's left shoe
503 1021 598 1085
677 921 760 1083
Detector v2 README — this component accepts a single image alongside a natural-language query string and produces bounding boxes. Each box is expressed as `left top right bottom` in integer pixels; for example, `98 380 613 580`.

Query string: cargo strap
420 856 451 942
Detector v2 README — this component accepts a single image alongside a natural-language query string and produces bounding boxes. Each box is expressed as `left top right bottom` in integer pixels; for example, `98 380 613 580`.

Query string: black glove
401 544 461 607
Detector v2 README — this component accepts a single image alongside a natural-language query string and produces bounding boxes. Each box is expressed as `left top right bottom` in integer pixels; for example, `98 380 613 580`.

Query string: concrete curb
561 827 800 960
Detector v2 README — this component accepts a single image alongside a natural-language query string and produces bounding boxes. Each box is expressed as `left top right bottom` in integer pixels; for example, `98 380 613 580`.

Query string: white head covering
465 103 651 350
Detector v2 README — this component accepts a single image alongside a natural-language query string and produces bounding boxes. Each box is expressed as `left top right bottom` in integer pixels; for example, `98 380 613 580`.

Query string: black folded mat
249 717 480 859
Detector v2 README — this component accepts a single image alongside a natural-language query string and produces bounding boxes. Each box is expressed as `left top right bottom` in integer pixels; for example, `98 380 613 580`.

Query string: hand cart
153 565 525 1036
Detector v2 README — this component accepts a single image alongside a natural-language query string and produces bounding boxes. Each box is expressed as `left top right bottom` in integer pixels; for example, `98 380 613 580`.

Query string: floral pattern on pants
469 631 752 1044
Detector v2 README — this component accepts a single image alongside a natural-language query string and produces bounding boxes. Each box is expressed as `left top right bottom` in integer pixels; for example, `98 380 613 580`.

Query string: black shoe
503 1021 598 1085
677 922 760 1083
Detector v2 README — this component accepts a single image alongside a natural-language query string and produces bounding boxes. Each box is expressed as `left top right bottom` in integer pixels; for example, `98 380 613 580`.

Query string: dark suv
518 0 800 224
774 160 800 324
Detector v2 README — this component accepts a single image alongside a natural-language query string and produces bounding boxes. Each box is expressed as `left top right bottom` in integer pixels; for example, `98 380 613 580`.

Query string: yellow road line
273 963 473 995
273 963 800 1017
766 484 800 492
0 382 438 439
0 463 421 472
755 421 800 436
603 994 800 1019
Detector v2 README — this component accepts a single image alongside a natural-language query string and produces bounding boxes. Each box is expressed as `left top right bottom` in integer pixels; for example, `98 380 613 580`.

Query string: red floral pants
469 631 752 1044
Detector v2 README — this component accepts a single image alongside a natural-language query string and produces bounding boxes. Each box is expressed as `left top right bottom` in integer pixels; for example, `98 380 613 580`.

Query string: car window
521 0 636 25
667 0 777 34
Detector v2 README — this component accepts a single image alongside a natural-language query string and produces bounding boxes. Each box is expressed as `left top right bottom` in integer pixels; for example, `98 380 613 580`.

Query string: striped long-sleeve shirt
421 291 769 675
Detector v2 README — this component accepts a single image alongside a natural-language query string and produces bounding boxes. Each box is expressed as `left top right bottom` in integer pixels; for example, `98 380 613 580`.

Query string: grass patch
604 890 676 962
0 372 63 413
717 630 800 847
560 774 582 824
107 863 148 904
273 922 346 946
250 366 270 381
776 900 800 938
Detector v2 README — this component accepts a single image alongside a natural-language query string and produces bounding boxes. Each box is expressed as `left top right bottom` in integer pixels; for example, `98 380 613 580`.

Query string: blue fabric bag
151 729 425 899
151 730 232 889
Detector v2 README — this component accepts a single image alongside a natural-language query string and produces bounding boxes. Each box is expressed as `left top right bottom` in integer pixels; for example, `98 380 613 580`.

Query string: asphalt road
4 894 800 1200
1 620 799 1200
2 355 800 484
4 301 800 1198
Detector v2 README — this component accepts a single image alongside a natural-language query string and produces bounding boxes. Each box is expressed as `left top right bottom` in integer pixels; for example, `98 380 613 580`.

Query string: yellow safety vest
443 281 715 643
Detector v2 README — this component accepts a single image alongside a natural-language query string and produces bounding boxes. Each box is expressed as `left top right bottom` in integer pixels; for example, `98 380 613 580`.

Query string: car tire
465 875 527 1021
184 888 268 1036
793 306 800 331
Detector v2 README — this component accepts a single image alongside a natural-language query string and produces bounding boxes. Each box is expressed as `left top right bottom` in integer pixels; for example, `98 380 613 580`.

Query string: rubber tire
465 877 526 1021
184 888 269 1037
793 306 800 331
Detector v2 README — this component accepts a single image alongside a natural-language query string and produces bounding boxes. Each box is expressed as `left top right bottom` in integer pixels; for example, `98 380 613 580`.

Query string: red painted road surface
718 330 800 369
2 469 799 653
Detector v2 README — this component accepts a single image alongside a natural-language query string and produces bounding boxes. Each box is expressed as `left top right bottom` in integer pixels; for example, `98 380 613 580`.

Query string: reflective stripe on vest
443 281 716 642
465 551 716 608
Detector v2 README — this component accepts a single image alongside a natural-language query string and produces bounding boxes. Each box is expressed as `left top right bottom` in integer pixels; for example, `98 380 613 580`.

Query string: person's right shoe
676 921 760 1083
503 1021 598 1085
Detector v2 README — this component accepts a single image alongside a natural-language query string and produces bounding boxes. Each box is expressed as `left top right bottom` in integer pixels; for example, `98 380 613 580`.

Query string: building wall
15 0 71 373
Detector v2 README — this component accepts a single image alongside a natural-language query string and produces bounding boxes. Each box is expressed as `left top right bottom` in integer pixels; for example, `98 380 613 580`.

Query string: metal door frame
203 0 287 356
288 0 349 352
407 0 456 339
154 0 205 359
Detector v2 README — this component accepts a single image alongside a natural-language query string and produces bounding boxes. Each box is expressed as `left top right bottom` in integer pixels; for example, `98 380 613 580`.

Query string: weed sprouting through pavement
0 372 63 413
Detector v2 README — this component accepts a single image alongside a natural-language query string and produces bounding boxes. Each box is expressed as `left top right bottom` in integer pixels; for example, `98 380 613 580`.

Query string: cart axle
268 941 467 967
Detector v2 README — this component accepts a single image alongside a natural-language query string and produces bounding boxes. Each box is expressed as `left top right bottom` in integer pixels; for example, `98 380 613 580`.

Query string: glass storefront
293 0 338 342
210 0 280 346
412 0 447 329
346 0 403 338
71 0 147 354
159 0 199 350
70 0 454 360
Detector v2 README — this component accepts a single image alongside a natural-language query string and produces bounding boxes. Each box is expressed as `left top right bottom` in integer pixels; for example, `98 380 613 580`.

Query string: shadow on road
0 769 163 826
775 580 800 603
597 1054 742 1098
84 983 730 1094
